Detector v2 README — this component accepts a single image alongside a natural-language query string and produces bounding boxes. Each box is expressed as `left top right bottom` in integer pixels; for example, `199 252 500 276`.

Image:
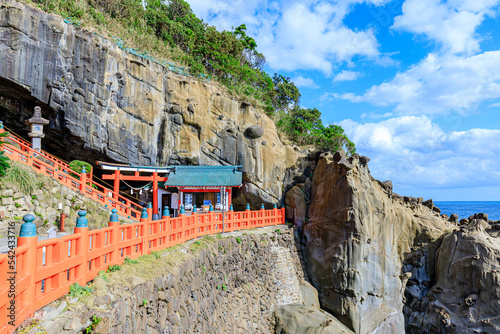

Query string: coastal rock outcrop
284 185 307 230
303 151 454 333
0 0 294 208
404 219 500 333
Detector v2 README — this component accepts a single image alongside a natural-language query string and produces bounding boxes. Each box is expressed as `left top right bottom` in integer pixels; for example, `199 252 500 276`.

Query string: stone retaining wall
39 228 307 334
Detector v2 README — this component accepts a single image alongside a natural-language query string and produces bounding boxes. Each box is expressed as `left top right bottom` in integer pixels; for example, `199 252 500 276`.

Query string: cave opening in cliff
0 77 118 182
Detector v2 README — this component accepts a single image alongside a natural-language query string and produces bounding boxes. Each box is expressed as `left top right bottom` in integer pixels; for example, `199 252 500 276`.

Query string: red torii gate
97 162 169 216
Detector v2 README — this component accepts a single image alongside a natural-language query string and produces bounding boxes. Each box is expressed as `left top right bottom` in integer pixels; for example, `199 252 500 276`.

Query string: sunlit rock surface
303 151 454 333
0 0 301 208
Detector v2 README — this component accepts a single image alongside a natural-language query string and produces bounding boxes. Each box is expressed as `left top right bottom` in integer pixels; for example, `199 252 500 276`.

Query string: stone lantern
26 106 49 152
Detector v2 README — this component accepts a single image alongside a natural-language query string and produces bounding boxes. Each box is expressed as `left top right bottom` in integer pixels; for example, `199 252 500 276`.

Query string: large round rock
244 125 264 139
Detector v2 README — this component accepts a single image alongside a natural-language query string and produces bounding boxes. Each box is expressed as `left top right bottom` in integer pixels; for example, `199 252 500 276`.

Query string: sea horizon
434 201 500 221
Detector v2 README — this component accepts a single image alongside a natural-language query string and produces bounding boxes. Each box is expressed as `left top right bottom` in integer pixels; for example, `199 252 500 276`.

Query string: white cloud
392 0 500 54
339 116 500 191
333 70 360 82
188 0 385 74
292 75 319 89
335 51 500 115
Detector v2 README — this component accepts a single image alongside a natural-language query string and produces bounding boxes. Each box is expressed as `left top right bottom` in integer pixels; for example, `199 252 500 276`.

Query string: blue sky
187 0 500 201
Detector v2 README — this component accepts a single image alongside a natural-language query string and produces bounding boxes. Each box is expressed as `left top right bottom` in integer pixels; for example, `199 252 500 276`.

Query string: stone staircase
271 245 304 305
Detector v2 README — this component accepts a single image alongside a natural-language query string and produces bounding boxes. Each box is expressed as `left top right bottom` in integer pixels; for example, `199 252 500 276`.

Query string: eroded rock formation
302 151 454 334
404 217 500 333
0 0 302 208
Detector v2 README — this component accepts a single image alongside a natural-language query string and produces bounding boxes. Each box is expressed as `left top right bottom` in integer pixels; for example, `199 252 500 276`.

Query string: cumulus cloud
333 70 360 82
339 116 500 191
188 0 385 74
392 0 500 54
292 75 319 89
336 51 500 115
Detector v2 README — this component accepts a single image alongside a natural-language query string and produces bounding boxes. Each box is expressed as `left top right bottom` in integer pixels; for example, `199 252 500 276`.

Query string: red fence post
17 214 38 322
179 205 185 242
229 204 234 231
246 203 251 228
74 211 89 286
162 206 170 248
108 209 120 267
140 208 149 255
192 206 199 239
259 203 266 226
59 213 66 232
79 167 87 193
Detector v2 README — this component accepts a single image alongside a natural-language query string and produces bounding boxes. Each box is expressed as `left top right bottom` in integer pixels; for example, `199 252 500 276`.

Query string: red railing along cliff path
0 123 285 333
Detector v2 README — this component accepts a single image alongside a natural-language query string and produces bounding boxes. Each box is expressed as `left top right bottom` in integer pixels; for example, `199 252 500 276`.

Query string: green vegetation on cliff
25 0 355 154
0 131 9 175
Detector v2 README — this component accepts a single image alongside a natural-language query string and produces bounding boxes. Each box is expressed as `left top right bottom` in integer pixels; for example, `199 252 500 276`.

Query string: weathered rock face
404 219 500 333
284 185 307 229
303 151 454 334
0 0 294 208
274 304 355 334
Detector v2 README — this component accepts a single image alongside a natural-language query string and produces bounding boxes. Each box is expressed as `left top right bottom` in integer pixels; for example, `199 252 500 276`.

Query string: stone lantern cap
26 106 49 125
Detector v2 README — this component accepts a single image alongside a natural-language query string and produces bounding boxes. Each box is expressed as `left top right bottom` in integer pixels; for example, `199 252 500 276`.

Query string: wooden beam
102 174 167 182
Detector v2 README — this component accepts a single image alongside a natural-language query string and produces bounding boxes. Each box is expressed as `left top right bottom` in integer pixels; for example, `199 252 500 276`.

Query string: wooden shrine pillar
113 170 120 199
153 172 158 218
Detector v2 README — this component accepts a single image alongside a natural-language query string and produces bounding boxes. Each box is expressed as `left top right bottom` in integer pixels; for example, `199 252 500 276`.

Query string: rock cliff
404 217 500 333
301 151 454 333
0 0 304 208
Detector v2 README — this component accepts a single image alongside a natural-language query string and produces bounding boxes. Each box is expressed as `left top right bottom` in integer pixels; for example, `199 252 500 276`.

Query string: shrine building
97 162 242 218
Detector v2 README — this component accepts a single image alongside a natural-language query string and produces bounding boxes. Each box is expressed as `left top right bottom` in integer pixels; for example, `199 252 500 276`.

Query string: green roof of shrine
163 166 242 187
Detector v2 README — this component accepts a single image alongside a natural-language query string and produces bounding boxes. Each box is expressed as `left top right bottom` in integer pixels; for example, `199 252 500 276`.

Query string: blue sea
434 201 500 221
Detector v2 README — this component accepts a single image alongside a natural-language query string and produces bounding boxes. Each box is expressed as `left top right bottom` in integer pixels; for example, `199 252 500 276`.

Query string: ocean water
434 201 500 221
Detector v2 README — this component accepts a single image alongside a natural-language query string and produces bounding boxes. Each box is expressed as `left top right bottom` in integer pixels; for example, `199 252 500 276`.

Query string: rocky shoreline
285 150 500 333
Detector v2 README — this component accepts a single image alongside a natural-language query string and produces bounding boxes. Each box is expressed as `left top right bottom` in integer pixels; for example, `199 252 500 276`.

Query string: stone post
25 106 49 152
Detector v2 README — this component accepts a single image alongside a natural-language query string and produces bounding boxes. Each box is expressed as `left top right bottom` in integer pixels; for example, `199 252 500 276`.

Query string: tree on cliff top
278 108 356 154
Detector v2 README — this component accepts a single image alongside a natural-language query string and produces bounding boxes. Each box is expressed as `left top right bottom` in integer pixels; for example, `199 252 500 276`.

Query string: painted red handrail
0 207 285 333
0 128 141 219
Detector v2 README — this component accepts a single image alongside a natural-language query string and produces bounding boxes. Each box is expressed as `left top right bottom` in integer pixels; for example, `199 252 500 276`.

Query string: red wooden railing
0 207 284 333
0 123 286 333
0 126 143 219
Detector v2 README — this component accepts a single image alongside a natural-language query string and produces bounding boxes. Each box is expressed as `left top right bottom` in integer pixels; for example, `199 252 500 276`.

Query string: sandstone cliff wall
0 0 305 207
302 152 454 334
